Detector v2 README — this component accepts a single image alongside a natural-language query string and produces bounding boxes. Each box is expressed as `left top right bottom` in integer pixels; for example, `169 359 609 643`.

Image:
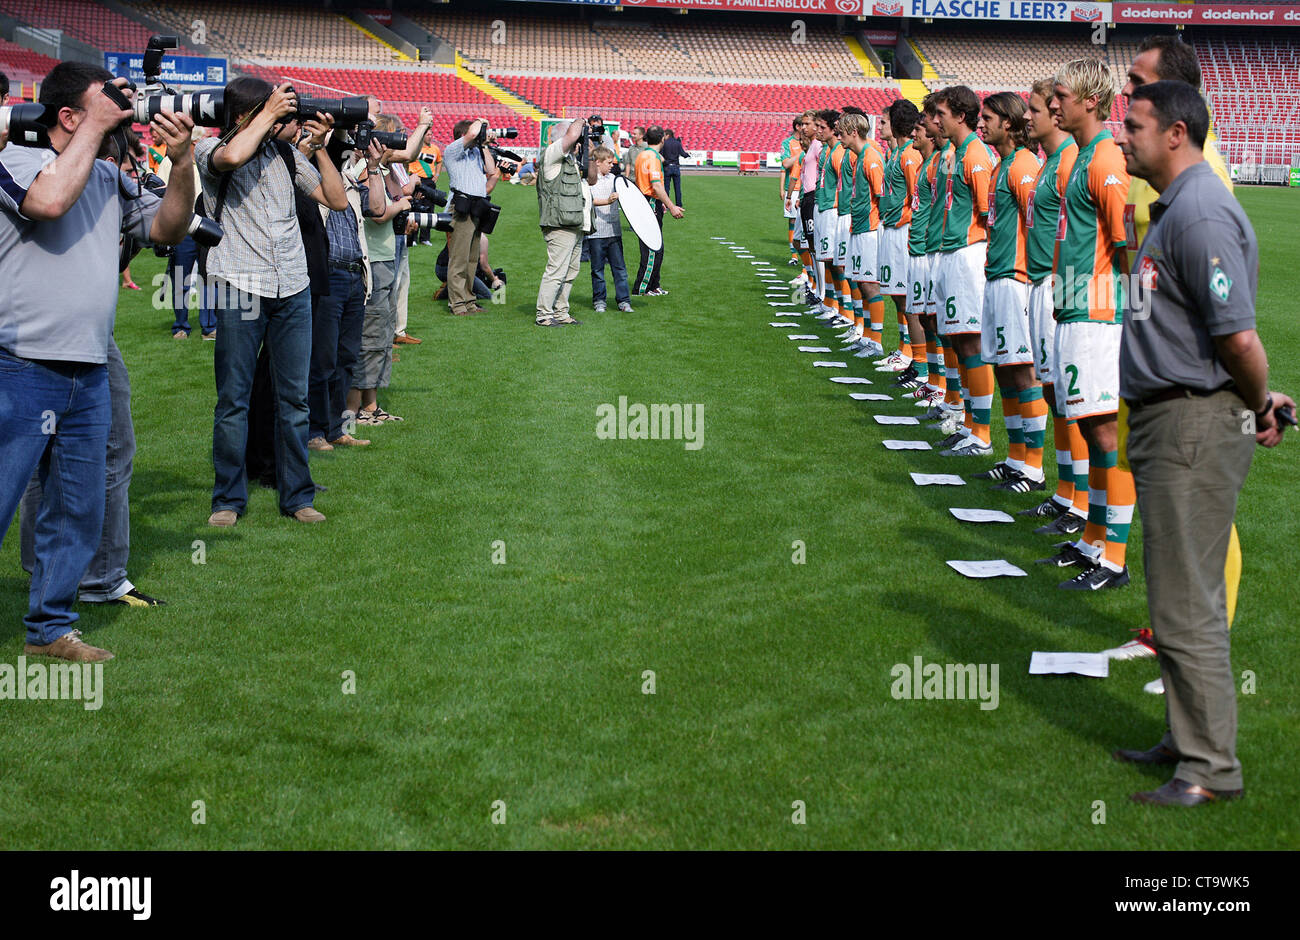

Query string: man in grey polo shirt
0 63 196 662
441 117 499 316
1114 81 1294 807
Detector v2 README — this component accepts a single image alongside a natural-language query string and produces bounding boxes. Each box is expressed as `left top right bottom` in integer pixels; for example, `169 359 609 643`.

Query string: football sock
1019 385 1048 480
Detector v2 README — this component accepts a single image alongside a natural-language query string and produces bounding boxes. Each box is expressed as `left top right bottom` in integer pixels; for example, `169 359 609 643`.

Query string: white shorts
1028 278 1057 384
783 194 797 219
980 278 1032 366
935 242 987 336
1054 320 1122 420
849 229 879 283
833 214 852 268
906 254 929 314
814 208 835 261
924 252 940 315
878 225 910 295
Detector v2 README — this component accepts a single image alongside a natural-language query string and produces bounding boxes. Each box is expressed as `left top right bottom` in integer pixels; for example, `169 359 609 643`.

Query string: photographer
442 117 499 316
0 62 196 662
535 118 597 327
196 78 347 528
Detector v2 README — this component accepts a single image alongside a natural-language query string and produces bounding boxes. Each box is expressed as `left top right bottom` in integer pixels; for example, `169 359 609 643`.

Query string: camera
354 119 407 152
475 124 518 147
0 103 54 147
413 178 448 208
187 214 224 248
132 90 225 128
408 210 454 233
395 178 449 236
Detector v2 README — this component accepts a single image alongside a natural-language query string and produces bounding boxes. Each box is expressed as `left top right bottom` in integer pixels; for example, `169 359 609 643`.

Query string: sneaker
922 405 947 421
291 507 327 523
554 315 583 325
933 413 964 436
941 436 993 458
593 302 607 313
994 472 1047 494
936 431 967 450
790 274 808 285
1060 564 1130 591
372 406 403 422
307 436 334 452
853 341 886 359
1143 677 1165 695
208 509 238 527
107 587 166 608
618 302 634 312
973 462 1014 482
1103 628 1158 660
875 352 913 373
201 331 216 341
328 434 371 447
1036 542 1096 569
891 367 920 388
173 331 188 340
803 289 821 306
24 629 113 663
1019 498 1067 518
536 316 566 327
355 410 385 426
1035 511 1087 536
647 288 669 296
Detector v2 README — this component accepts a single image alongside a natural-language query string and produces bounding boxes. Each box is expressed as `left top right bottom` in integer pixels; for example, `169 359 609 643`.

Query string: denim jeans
211 285 315 516
168 236 217 335
19 337 134 602
587 235 631 305
0 348 109 646
665 165 682 206
311 266 366 440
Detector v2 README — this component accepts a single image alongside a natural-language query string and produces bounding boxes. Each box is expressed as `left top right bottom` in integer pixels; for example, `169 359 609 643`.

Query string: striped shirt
325 184 371 264
195 137 321 299
442 137 487 197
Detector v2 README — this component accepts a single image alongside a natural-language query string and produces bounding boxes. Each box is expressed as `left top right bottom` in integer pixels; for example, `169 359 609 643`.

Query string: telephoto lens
133 90 225 128
487 127 519 139
187 215 224 248
294 96 369 127
409 211 455 233
0 103 53 147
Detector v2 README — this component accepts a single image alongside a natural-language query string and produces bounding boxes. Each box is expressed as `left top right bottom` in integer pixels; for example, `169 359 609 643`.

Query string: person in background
660 128 690 207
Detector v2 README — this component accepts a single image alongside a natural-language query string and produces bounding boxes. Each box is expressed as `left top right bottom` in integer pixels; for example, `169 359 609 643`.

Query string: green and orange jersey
815 140 845 212
910 148 940 256
1053 129 1129 323
788 146 805 198
780 134 802 193
836 146 858 217
1025 137 1077 282
939 131 995 252
849 143 885 235
880 140 921 229
985 147 1040 283
635 147 664 197
925 141 953 254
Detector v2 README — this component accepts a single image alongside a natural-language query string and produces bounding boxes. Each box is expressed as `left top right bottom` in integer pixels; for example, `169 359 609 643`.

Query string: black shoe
973 461 1013 481
1019 498 1066 518
103 587 166 607
1035 510 1086 536
891 366 921 388
937 431 966 450
1113 743 1179 766
1131 778 1243 807
1036 542 1095 568
1060 564 1129 590
803 289 820 306
993 471 1047 494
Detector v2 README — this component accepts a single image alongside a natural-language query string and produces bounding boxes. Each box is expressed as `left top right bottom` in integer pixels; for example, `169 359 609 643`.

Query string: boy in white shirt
585 147 634 313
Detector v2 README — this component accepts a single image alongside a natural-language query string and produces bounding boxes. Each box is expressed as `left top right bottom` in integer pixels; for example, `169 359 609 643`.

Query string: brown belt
1127 384 1235 410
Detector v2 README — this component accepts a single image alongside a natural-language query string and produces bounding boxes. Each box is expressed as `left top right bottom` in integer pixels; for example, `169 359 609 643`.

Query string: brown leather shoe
394 333 423 344
307 436 334 451
292 507 326 523
451 307 479 316
1131 778 1243 807
328 433 371 446
1113 743 1179 765
208 509 238 527
391 352 401 363
25 629 114 662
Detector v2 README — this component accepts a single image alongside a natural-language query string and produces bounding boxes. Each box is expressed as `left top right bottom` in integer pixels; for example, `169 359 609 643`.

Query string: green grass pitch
0 176 1295 849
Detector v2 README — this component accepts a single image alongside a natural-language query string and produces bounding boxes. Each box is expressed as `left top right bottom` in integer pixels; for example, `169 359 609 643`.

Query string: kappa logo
972 164 987 173
1099 391 1116 402
1016 345 1030 355
1020 175 1035 185
1211 266 1233 301
1102 174 1124 186
966 316 979 325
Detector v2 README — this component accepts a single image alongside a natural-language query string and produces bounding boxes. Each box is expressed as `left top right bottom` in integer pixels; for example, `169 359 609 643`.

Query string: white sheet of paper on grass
769 302 799 307
829 376 872 384
769 322 800 327
850 393 893 401
874 414 920 426
948 507 1016 524
910 472 966 486
883 439 932 450
1028 651 1110 678
786 334 821 340
946 559 1027 578
798 346 833 353
813 360 849 368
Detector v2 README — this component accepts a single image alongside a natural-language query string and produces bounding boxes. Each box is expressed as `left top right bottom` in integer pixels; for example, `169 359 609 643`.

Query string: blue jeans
588 236 631 305
310 266 366 440
665 165 682 206
211 285 315 516
19 337 134 602
168 236 216 335
0 348 109 645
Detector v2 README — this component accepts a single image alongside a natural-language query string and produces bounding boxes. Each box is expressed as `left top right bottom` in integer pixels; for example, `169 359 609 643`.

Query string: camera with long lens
394 178 450 236
0 103 54 147
354 119 407 152
475 124 518 147
408 210 454 233
291 94 368 127
130 89 225 128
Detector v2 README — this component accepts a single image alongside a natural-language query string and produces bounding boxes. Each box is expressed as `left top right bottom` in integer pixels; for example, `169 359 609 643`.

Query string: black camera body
475 124 518 147
394 179 451 236
0 103 54 148
354 119 407 153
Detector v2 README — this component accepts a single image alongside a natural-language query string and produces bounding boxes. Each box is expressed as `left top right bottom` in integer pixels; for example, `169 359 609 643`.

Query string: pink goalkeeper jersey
800 139 821 195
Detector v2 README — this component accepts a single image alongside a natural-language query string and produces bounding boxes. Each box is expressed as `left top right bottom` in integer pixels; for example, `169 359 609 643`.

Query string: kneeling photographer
441 117 500 316
0 62 197 661
535 117 598 327
196 78 348 529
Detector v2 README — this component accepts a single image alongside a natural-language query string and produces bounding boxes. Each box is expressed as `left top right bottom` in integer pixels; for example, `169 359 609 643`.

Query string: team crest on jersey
1102 174 1123 186
1210 266 1232 301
